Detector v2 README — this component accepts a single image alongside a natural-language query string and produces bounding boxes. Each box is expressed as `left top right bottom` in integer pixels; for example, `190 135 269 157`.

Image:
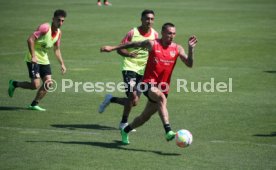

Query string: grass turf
0 0 275 169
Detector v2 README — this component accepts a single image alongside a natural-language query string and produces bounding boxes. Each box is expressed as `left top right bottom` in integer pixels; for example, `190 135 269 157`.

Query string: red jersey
143 39 179 94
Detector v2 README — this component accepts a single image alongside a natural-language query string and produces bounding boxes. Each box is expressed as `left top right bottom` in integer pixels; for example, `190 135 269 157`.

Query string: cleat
120 129 129 145
27 105 46 111
165 131 176 141
119 122 136 132
98 94 113 113
104 1 112 6
97 2 102 6
8 80 15 97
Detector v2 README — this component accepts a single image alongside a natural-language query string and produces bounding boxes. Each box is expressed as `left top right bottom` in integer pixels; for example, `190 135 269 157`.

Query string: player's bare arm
100 40 153 53
27 34 38 63
179 35 197 67
54 45 66 74
117 48 139 58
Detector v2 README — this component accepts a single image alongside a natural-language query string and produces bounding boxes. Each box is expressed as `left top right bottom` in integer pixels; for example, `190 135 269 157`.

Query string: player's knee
128 94 139 106
157 94 167 105
31 82 40 90
43 80 53 90
132 98 139 106
133 101 138 106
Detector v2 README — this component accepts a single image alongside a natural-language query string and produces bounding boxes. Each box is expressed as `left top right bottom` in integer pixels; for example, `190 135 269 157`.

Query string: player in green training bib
98 10 158 131
8 9 67 111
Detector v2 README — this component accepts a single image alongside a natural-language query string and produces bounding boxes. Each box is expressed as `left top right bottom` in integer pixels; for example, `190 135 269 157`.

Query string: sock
124 125 133 133
13 81 18 88
164 124 172 133
121 116 128 123
31 100 39 106
110 97 118 103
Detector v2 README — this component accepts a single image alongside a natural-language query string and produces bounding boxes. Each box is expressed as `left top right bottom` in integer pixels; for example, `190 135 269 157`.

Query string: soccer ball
175 129 193 148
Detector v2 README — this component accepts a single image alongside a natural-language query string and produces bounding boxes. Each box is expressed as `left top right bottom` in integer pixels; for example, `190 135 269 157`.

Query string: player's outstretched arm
179 35 197 67
117 49 139 58
100 40 152 53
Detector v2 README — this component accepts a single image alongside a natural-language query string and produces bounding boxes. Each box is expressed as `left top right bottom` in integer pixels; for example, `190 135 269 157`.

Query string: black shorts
26 62 52 79
141 83 168 103
122 70 143 96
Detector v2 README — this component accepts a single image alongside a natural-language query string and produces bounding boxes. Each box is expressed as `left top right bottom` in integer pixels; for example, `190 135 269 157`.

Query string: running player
8 9 67 111
100 23 197 144
98 10 158 131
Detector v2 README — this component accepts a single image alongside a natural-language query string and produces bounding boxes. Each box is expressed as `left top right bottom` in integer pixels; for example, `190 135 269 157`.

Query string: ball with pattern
175 129 193 148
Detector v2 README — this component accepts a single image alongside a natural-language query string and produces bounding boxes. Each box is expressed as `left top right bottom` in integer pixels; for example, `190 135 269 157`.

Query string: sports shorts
26 62 52 79
141 83 168 103
122 70 143 97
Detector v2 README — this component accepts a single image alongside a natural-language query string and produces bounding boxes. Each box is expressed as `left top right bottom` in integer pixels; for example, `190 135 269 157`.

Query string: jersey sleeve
121 29 134 44
33 23 50 39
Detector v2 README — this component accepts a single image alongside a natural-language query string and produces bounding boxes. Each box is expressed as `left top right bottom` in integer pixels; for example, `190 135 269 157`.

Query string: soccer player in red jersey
100 23 197 144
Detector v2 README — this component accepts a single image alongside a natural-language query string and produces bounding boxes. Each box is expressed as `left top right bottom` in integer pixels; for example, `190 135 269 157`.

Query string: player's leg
9 79 40 97
16 80 40 89
97 0 102 6
147 87 175 141
98 71 140 116
103 0 112 6
147 87 169 125
98 94 128 113
118 71 142 130
129 101 158 129
120 101 158 144
119 90 140 129
98 93 115 113
8 62 40 97
98 71 128 113
98 93 137 113
28 64 52 111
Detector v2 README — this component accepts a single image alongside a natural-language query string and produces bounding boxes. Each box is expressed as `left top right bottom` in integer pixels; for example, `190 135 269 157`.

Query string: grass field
0 0 276 169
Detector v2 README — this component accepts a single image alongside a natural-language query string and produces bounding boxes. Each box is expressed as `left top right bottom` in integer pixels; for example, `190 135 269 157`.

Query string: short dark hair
54 9 67 18
162 23 175 31
141 9 154 18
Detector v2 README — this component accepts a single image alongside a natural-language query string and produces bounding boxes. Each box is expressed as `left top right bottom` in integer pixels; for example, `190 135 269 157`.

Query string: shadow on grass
51 124 117 130
0 106 28 111
27 140 181 156
253 132 276 137
264 70 276 73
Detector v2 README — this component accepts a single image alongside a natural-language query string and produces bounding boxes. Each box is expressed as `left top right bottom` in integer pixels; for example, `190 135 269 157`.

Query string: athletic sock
110 97 118 103
13 81 18 88
121 116 128 123
124 125 133 133
31 100 39 106
164 124 172 133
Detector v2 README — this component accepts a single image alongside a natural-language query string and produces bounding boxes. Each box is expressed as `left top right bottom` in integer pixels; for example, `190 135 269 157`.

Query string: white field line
0 126 98 135
210 140 276 148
